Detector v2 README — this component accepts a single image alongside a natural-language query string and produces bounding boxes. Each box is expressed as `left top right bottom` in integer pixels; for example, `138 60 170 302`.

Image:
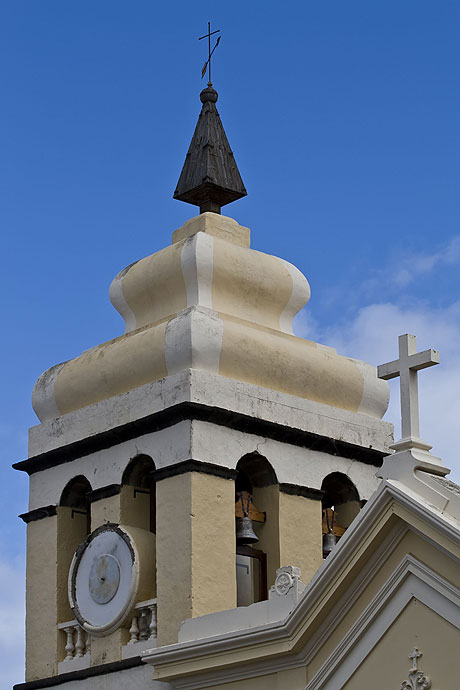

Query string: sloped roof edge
143 468 460 686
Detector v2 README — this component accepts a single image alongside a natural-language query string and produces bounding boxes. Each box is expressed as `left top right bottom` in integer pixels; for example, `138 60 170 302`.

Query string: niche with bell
234 455 277 607
321 472 361 559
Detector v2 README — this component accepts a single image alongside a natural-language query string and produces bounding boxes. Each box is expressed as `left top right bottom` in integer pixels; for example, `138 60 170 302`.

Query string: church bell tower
14 59 392 690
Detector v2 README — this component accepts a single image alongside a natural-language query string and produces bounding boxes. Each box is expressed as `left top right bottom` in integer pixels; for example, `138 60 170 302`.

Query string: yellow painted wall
120 241 187 330
119 484 151 531
26 507 92 680
156 472 236 645
308 527 460 680
25 516 59 681
54 320 168 416
344 598 460 690
252 486 322 590
335 499 360 529
212 239 294 331
150 514 460 690
56 506 88 624
90 631 126 666
279 493 322 585
90 494 121 528
252 484 280 589
219 315 365 413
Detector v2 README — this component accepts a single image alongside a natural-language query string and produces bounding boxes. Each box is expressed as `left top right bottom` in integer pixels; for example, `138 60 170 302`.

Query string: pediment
305 554 460 689
144 477 460 690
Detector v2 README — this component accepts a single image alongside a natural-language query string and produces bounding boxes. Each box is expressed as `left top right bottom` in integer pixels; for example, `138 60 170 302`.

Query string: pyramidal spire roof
174 85 247 214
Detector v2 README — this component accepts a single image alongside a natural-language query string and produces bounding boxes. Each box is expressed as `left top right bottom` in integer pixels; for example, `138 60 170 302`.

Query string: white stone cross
378 334 439 451
408 647 422 671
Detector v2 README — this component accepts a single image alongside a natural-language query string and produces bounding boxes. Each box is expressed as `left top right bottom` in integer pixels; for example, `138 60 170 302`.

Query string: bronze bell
236 515 259 545
322 530 337 558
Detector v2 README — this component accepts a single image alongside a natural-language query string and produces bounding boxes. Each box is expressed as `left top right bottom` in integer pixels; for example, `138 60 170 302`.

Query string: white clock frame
68 523 141 636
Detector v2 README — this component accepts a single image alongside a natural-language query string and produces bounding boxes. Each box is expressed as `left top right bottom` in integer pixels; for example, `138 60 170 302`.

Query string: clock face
68 524 139 636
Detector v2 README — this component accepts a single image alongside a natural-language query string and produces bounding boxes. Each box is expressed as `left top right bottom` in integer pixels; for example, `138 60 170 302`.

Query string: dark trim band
87 484 121 502
13 401 386 476
19 505 57 524
279 483 324 501
13 656 143 689
154 459 237 482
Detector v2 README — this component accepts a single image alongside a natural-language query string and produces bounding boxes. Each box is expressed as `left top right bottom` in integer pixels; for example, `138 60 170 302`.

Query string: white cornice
143 478 460 688
306 555 460 690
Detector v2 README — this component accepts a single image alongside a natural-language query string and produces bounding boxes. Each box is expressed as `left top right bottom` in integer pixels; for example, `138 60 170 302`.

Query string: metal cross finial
199 22 221 86
378 334 439 452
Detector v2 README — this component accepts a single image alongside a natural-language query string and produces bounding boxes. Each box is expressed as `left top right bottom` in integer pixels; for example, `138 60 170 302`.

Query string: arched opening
58 476 92 623
321 473 360 557
235 454 278 606
121 454 156 533
60 475 92 535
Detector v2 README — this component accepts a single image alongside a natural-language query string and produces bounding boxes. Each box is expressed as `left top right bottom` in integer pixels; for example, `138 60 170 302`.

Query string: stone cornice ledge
26 369 392 460
142 477 460 688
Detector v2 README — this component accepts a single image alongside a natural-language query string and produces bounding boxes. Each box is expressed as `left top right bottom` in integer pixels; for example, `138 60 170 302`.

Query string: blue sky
1 1 459 685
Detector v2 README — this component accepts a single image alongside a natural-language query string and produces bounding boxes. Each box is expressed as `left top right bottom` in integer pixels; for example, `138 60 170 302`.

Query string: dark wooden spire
174 86 247 214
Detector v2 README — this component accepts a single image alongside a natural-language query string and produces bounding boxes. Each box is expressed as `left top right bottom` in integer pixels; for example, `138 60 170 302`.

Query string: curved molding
32 362 65 421
181 232 214 309
109 265 137 333
165 308 223 376
352 357 390 419
278 258 311 335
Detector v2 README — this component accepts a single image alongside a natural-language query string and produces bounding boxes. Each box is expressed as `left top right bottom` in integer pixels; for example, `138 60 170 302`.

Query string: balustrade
127 598 157 645
58 620 91 671
58 599 157 669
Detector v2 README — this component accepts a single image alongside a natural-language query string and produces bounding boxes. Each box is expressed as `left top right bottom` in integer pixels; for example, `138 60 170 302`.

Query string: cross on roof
199 22 221 86
378 334 439 451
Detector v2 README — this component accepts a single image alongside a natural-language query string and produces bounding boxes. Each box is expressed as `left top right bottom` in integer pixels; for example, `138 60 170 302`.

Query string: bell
236 516 259 545
322 529 337 559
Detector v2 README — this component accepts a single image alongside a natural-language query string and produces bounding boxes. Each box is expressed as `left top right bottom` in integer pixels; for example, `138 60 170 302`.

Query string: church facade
14 76 460 690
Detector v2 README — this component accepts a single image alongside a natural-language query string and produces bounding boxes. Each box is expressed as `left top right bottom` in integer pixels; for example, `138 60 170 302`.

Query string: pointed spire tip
174 85 247 214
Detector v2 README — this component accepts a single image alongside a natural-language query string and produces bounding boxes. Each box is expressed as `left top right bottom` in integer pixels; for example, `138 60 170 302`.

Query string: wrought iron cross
378 334 439 450
199 22 221 86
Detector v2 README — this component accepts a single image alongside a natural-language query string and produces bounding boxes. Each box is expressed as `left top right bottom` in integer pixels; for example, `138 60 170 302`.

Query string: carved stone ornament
274 571 294 595
274 566 301 596
400 648 431 690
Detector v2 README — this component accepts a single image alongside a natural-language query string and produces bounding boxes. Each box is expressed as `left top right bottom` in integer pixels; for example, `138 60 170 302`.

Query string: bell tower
14 76 392 690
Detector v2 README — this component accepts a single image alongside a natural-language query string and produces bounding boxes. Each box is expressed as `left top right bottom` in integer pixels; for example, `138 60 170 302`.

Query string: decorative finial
400 648 431 689
378 334 439 452
199 21 221 87
173 24 247 215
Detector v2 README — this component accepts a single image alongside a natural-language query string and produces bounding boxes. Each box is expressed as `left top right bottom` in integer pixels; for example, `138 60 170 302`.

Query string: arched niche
121 454 156 533
235 454 278 605
60 475 92 532
321 472 361 535
57 476 92 622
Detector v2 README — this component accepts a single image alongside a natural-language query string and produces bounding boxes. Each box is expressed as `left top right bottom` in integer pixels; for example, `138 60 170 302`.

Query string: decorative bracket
400 648 431 690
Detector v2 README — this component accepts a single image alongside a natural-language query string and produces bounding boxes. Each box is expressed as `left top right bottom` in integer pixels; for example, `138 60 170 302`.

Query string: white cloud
0 554 25 687
393 235 460 287
295 300 460 481
316 235 460 309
